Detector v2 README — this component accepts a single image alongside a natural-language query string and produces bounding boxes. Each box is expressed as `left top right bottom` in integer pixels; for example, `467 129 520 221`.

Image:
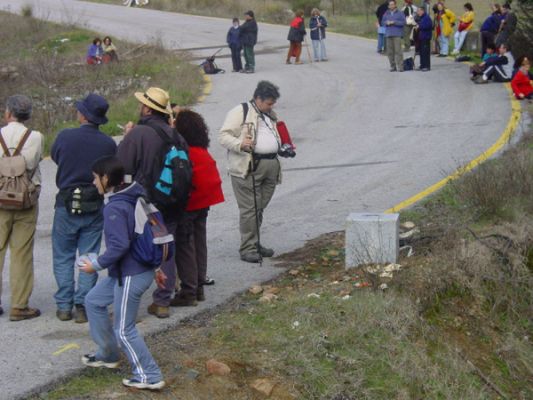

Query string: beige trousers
0 205 38 309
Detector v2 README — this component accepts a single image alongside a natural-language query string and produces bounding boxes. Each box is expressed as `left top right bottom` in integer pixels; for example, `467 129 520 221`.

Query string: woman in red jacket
170 109 224 306
511 56 533 100
286 10 306 64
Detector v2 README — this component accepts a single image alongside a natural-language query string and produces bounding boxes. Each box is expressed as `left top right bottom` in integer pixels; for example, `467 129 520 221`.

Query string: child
226 18 243 72
482 43 497 61
511 56 533 100
79 156 166 391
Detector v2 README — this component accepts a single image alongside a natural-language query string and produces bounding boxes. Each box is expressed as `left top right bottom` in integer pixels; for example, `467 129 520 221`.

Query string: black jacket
287 18 306 42
239 19 258 46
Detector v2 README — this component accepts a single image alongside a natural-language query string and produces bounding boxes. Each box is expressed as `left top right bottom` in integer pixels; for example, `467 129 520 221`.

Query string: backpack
145 123 193 212
0 129 38 210
201 56 225 74
131 197 175 268
403 57 414 71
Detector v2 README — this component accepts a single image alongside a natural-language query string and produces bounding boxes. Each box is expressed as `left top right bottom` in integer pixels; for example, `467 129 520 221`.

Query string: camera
278 143 296 158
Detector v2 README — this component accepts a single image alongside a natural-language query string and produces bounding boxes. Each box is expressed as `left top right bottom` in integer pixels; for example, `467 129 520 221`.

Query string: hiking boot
122 378 165 390
75 304 88 324
82 354 120 369
197 286 205 302
10 307 40 321
240 252 262 263
170 293 198 307
147 303 170 319
56 309 73 321
259 246 274 258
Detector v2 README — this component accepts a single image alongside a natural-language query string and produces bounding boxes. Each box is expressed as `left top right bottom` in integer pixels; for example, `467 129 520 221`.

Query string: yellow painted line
385 84 522 214
53 343 80 356
197 73 212 104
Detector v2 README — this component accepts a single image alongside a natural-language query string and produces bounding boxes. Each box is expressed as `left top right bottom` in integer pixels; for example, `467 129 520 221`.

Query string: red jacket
186 146 224 211
511 70 533 99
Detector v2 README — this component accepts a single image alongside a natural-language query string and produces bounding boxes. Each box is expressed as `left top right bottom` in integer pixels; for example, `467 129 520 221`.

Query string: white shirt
254 116 279 154
0 121 44 186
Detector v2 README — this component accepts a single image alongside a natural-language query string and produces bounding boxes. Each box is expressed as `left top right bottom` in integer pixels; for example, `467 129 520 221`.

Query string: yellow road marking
53 343 80 356
385 84 522 214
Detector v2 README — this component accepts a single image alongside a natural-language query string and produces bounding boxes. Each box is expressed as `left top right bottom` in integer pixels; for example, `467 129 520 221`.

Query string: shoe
321 58 328 61
197 286 205 302
452 49 459 55
244 69 254 74
470 75 478 81
437 54 447 57
170 294 198 307
10 307 41 321
475 77 488 84
398 68 404 72
314 59 320 62
389 67 397 72
0 305 3 316
420 68 430 72
56 309 73 321
82 354 119 369
295 61 303 65
286 60 291 64
204 276 215 286
239 69 247 73
259 246 274 257
240 252 262 263
122 378 165 390
147 303 170 319
75 304 88 324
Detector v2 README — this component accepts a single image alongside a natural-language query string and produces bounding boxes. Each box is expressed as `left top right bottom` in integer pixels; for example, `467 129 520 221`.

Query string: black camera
278 143 296 158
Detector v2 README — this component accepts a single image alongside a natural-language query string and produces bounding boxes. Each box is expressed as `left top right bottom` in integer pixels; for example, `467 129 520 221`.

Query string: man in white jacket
219 81 282 263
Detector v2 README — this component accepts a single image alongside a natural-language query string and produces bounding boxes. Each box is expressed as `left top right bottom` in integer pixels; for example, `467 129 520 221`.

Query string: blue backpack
131 197 175 268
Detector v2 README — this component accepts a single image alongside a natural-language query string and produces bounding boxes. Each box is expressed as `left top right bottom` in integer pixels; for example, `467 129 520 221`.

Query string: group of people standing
226 10 258 73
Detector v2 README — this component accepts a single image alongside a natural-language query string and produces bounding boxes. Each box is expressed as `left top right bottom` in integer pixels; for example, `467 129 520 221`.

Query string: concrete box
345 213 399 268
464 31 480 52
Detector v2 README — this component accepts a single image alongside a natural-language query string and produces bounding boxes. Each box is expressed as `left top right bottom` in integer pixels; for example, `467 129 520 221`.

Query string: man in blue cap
51 93 117 323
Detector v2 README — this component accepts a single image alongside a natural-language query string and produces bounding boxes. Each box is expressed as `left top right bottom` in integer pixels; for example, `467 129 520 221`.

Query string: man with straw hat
117 87 189 319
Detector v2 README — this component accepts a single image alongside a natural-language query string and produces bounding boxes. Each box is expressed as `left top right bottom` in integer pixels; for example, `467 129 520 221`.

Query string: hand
124 121 135 135
155 269 167 289
240 135 253 152
519 93 525 99
79 260 97 274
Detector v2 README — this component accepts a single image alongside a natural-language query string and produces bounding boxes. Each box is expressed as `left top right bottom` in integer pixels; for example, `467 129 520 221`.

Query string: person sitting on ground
80 156 166 391
169 108 224 307
87 38 104 65
102 36 118 63
470 43 497 80
227 18 243 72
474 43 515 84
452 3 475 55
480 4 502 58
511 56 533 100
286 10 306 65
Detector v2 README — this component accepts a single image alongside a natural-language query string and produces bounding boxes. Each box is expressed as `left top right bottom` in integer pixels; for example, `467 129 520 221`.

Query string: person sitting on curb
511 56 533 100
475 43 515 84
470 43 497 80
0 95 43 321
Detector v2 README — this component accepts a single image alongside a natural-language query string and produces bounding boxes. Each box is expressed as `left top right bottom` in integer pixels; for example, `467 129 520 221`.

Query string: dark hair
6 95 32 122
175 109 210 148
295 10 304 17
232 17 239 23
493 3 502 14
103 36 112 44
93 37 101 45
514 55 531 69
253 81 281 101
92 156 125 189
502 3 511 10
464 3 473 11
486 43 497 51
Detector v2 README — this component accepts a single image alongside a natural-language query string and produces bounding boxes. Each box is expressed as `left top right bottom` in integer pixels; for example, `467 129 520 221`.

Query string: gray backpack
0 129 38 210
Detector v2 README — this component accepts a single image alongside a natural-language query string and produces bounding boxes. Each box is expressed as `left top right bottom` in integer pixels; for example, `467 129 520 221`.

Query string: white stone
345 213 399 268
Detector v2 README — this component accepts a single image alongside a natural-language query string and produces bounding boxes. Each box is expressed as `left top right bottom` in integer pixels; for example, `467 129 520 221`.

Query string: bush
291 0 320 15
510 0 533 58
21 4 33 17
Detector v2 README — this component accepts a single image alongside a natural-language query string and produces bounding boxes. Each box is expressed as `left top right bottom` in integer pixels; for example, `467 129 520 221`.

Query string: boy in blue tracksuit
227 18 243 72
79 156 166 391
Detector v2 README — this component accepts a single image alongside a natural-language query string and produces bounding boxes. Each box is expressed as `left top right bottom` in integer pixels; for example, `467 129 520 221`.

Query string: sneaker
75 304 88 324
240 252 262 263
170 294 198 307
56 309 73 321
147 303 170 319
321 58 328 61
10 307 41 321
389 67 397 72
203 276 215 286
197 286 205 302
122 378 165 390
259 246 274 258
286 60 291 64
475 77 488 84
82 354 120 369
420 68 430 72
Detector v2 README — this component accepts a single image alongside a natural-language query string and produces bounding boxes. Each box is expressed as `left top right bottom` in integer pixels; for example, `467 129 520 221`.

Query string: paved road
0 0 517 398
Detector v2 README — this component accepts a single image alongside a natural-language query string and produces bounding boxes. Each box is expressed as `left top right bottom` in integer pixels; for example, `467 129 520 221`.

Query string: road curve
0 1 514 398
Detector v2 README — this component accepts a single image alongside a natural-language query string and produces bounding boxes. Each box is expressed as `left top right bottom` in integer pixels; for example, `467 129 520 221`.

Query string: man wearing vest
117 87 189 319
219 81 282 263
0 95 43 321
51 94 117 323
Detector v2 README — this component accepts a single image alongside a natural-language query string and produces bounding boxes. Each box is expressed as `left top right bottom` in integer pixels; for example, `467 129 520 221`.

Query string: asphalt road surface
0 0 517 398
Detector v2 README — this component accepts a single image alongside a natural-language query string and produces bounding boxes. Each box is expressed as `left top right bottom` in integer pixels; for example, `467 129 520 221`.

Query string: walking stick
250 153 263 267
304 36 312 64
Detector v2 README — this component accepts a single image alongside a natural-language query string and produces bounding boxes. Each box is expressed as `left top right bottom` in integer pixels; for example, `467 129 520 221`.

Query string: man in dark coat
415 7 433 71
239 10 258 73
495 3 517 47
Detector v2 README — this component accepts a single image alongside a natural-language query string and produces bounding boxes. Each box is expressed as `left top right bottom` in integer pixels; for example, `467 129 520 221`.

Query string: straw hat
134 87 171 115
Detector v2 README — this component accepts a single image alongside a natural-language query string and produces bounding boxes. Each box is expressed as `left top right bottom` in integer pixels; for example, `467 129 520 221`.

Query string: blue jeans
312 39 327 61
439 34 449 55
52 207 103 310
377 28 386 52
85 270 163 384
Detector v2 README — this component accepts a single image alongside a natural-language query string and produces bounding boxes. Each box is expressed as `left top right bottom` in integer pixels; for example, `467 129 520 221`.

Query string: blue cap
75 93 109 125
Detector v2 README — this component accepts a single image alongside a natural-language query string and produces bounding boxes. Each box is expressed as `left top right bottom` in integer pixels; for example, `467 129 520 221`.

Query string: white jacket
219 102 282 181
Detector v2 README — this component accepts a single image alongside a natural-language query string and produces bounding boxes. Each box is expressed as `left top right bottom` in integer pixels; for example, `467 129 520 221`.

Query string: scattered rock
249 285 263 295
206 359 231 376
263 286 280 295
259 293 278 303
341 295 351 300
379 283 388 290
366 265 381 274
384 263 402 273
307 293 320 299
379 271 394 279
250 378 276 397
399 228 420 240
327 250 339 257
401 221 416 230
288 269 299 276
292 321 300 328
186 369 200 380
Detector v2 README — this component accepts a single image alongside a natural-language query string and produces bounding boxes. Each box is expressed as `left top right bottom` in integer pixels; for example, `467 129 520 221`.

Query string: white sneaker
122 378 166 390
81 354 119 369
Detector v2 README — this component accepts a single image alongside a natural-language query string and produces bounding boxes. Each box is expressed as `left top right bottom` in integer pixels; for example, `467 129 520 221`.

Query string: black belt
253 153 277 160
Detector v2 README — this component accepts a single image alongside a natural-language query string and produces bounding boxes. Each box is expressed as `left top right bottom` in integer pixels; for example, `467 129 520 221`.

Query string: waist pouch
57 186 103 215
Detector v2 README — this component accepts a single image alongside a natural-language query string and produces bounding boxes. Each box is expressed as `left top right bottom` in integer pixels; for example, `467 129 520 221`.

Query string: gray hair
253 81 281 101
6 95 32 122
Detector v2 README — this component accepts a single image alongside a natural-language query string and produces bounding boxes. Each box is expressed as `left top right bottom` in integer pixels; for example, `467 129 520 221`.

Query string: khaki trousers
231 158 280 255
386 36 404 71
0 205 38 309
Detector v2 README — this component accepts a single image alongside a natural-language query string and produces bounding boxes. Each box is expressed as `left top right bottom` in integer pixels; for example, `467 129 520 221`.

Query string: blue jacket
417 13 433 41
309 15 327 40
227 26 241 46
52 124 117 191
382 10 406 37
481 13 502 33
95 182 151 278
87 44 102 58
